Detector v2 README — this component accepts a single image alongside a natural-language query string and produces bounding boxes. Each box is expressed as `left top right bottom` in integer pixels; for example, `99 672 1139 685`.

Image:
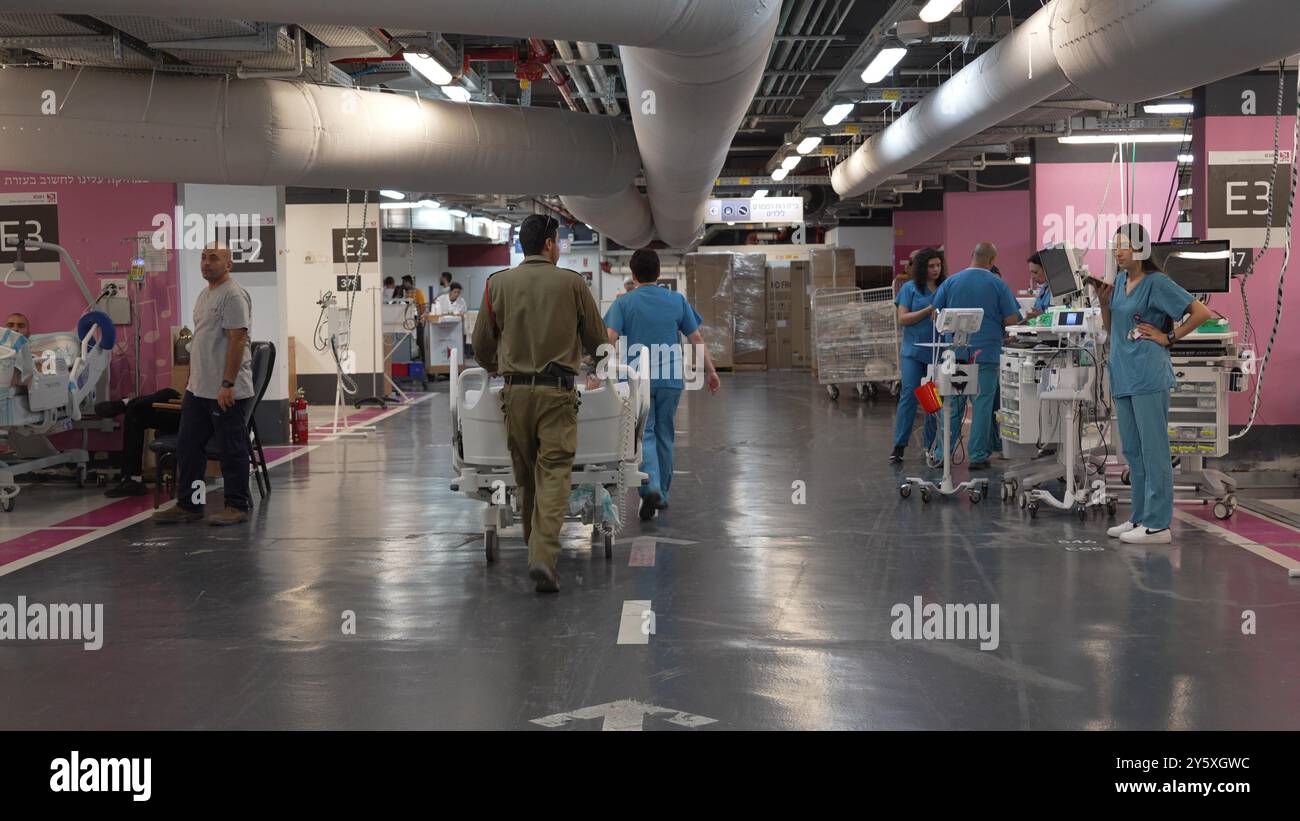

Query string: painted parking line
0 397 427 576
1175 508 1300 578
617 600 651 645
628 537 656 567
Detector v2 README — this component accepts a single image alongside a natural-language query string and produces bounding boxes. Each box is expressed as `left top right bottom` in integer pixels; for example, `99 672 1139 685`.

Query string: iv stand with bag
900 308 989 504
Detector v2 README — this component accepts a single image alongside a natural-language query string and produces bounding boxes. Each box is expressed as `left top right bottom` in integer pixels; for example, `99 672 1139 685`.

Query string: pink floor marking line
1178 507 1300 577
629 537 656 567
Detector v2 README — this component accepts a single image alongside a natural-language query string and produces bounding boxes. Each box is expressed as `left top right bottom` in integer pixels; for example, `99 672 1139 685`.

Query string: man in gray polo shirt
153 243 255 526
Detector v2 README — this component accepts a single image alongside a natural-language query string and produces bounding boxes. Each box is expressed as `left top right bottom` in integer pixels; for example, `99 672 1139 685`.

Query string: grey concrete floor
0 372 1297 730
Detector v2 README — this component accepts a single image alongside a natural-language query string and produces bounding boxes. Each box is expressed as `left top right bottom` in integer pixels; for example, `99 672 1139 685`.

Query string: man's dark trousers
175 390 252 513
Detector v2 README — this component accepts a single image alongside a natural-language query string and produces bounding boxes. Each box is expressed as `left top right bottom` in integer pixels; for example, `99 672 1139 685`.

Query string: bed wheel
484 529 499 563
826 384 839 400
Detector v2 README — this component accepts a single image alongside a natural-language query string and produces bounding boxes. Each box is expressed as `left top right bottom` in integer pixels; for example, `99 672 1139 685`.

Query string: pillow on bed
29 331 80 365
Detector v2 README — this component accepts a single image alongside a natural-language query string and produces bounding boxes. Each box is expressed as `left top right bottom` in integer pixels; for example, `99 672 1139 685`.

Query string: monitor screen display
1153 240 1232 293
1038 246 1082 300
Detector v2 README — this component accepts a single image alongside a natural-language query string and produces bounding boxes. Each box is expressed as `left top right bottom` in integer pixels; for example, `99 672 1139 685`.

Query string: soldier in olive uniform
472 215 608 593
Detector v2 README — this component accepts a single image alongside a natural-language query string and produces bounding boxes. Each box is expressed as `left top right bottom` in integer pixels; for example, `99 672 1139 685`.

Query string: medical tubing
1231 64 1298 442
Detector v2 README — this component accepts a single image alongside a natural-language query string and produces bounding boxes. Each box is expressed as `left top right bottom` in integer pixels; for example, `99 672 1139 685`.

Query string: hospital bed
0 312 115 511
448 349 649 562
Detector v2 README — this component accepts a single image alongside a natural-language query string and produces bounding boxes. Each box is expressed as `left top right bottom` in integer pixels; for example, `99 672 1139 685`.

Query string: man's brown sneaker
152 505 203 524
208 507 249 526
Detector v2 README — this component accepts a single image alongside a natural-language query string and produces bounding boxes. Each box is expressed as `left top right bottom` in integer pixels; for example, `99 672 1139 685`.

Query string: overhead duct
833 0 1300 200
618 6 780 247
832 4 1066 200
561 185 655 249
0 67 640 196
0 0 779 249
1051 0 1300 102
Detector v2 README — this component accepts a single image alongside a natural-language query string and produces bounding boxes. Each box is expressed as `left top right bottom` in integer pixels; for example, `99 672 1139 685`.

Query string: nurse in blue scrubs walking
1096 224 1212 544
890 247 944 462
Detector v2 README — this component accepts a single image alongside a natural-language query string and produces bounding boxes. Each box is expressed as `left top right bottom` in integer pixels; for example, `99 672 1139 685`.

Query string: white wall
826 226 892 266
286 203 383 376
382 240 448 297
176 184 288 402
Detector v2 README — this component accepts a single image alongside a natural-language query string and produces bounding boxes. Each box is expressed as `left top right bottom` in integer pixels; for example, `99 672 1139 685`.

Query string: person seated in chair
95 389 182 498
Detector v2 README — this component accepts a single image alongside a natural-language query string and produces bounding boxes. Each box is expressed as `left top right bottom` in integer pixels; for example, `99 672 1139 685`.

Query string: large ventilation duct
0 67 639 196
0 0 778 250
562 185 655 249
619 6 781 247
834 0 1300 200
1050 0 1300 102
832 4 1066 200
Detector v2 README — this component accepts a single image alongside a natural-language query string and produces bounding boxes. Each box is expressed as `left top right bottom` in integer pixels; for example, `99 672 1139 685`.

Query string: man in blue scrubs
604 249 720 521
930 242 1023 469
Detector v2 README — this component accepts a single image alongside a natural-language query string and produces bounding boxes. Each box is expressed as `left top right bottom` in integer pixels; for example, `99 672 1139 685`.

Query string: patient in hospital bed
4 313 32 386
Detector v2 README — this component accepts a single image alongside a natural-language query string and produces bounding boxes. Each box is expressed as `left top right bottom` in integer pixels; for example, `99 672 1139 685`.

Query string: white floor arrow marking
531 700 717 731
617 599 651 645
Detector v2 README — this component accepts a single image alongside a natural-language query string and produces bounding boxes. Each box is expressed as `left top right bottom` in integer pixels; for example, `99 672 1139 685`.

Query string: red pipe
465 46 519 62
527 38 579 112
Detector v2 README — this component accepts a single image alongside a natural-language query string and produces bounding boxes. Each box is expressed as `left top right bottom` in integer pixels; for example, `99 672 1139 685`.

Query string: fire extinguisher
291 389 310 444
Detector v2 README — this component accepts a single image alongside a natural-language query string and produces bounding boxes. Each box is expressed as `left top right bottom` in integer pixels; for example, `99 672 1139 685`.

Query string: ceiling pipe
0 0 780 249
555 40 602 114
0 66 640 196
576 41 620 115
833 0 1300 198
527 38 579 111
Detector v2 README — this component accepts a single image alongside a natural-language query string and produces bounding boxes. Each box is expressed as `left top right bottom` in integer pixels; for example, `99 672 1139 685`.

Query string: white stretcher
448 349 649 563
0 313 114 511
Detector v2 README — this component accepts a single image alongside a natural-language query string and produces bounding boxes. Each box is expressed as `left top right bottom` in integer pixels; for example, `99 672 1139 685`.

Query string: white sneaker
1107 521 1136 538
1120 527 1172 544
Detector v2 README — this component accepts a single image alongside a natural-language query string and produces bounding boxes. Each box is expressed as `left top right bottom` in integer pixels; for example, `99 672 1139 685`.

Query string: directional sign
531 700 717 731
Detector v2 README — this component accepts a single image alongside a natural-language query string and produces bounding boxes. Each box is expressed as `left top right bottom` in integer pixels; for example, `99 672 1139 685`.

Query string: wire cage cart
812 286 900 400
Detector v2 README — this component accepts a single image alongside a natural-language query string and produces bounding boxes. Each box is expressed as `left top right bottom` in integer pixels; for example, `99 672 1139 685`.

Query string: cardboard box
765 265 794 369
789 261 812 367
732 252 767 368
685 253 735 369
810 247 857 288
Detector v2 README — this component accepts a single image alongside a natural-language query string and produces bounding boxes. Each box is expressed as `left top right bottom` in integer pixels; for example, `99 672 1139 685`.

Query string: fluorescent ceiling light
753 190 769 198
403 52 453 86
919 0 963 23
440 85 471 102
417 199 440 209
1014 155 1032 165
1058 133 1191 144
447 209 468 218
797 136 823 155
1178 153 1195 164
1177 188 1193 197
1144 102 1194 115
379 202 415 209
861 45 907 84
727 222 736 226
380 190 405 200
1173 250 1231 260
771 168 790 181
781 155 802 171
823 103 854 126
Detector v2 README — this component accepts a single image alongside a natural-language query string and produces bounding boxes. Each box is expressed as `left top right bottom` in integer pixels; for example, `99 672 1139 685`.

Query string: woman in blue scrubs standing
1097 224 1213 544
890 247 945 463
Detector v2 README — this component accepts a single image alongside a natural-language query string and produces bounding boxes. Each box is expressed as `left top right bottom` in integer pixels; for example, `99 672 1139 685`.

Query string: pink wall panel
1195 117 1300 427
1031 161 1181 284
0 172 179 448
942 191 1033 290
